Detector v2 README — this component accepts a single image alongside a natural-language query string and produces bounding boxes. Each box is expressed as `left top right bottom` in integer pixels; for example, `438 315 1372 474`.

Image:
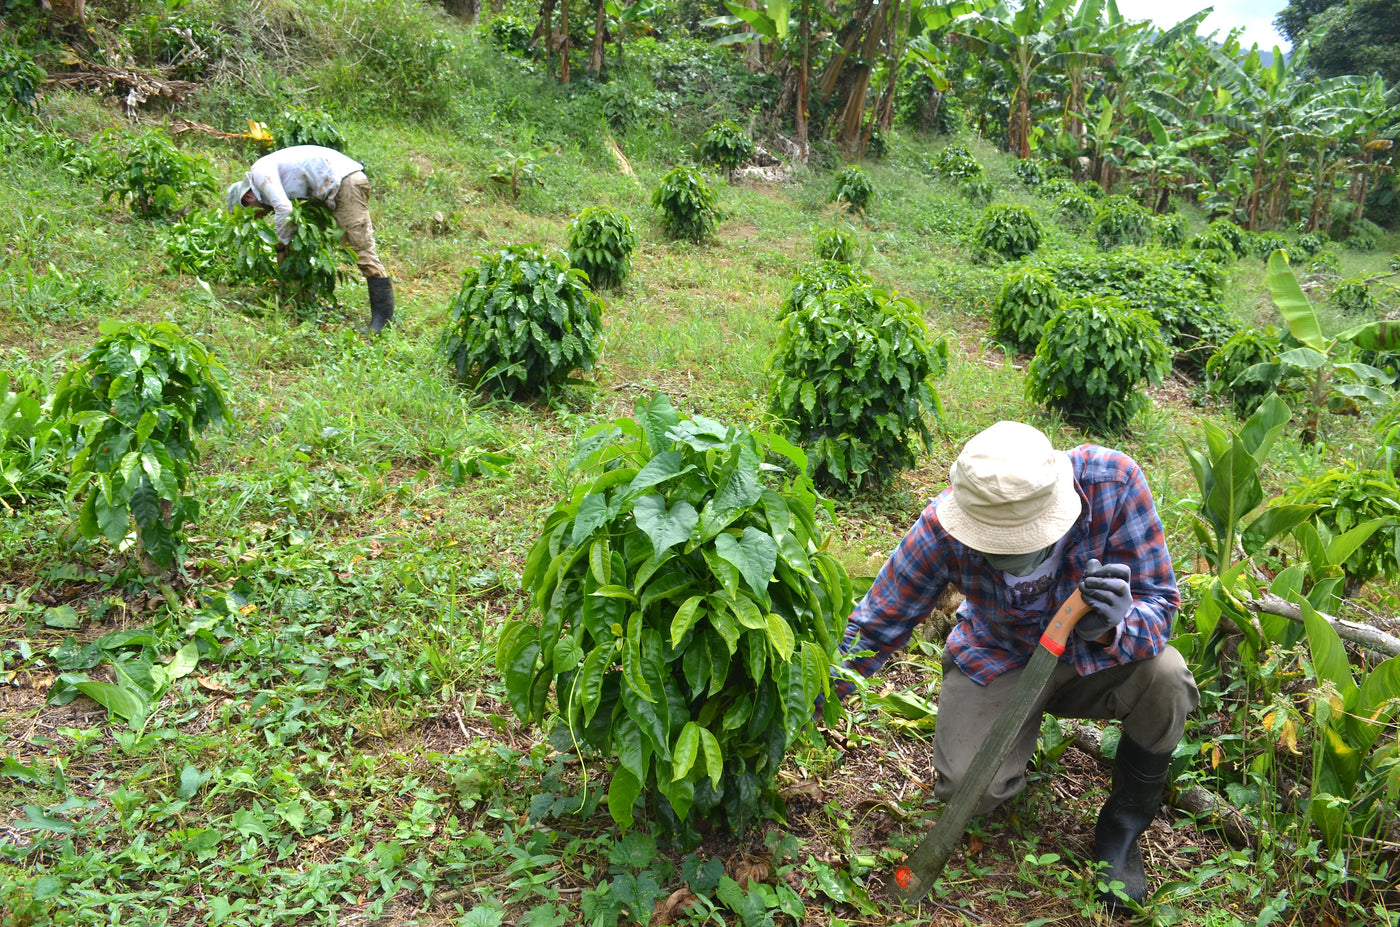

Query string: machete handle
1037 588 1091 656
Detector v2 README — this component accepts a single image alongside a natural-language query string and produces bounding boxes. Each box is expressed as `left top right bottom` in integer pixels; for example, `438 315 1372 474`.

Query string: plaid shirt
836 444 1178 695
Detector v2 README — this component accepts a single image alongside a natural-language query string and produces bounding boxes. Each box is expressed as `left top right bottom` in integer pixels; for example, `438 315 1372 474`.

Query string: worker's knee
1120 646 1199 753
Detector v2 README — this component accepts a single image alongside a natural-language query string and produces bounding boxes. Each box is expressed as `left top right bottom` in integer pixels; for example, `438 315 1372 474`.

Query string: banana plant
1246 250 1398 445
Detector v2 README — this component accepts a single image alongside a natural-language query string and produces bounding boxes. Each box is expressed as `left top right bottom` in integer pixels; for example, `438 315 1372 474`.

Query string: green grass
3 5 1400 925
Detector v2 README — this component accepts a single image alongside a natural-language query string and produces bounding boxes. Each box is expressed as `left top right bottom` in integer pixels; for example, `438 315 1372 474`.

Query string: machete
892 587 1093 904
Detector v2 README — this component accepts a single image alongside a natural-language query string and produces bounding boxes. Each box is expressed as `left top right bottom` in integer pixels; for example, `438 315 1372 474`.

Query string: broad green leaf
634 495 698 557
577 644 614 727
728 593 766 630
19 805 75 834
714 527 778 603
1336 319 1400 351
698 726 723 787
589 537 611 586
623 451 692 503
670 595 706 646
608 766 642 829
1266 251 1324 351
622 611 654 702
1350 656 1400 751
74 680 148 723
672 721 701 779
590 584 639 602
166 641 199 681
1242 504 1317 555
765 613 796 662
1302 600 1357 703
573 495 614 547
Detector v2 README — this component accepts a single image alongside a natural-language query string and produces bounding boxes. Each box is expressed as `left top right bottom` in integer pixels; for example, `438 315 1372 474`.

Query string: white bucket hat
937 421 1081 555
225 178 254 214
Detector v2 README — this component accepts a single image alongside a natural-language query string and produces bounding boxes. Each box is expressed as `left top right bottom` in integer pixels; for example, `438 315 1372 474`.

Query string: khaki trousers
931 645 1199 815
331 171 387 279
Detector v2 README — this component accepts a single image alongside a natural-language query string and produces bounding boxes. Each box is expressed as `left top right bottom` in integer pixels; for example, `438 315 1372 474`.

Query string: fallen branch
1248 593 1400 657
45 65 198 115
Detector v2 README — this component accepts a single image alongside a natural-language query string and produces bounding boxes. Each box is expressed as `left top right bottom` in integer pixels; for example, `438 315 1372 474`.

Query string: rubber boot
365 276 394 335
1094 735 1172 912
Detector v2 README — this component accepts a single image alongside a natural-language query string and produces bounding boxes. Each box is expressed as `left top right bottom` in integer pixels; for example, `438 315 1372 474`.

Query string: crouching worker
225 145 395 334
833 421 1199 911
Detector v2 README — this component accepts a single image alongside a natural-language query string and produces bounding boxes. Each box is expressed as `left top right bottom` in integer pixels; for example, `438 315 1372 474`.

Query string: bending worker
225 145 394 334
834 420 1199 910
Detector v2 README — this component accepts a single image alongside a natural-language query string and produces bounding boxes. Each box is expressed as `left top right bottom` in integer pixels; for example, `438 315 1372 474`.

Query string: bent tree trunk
443 0 481 23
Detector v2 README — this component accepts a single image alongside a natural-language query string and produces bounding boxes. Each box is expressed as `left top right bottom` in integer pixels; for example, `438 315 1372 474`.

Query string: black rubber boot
1094 735 1172 913
365 276 394 335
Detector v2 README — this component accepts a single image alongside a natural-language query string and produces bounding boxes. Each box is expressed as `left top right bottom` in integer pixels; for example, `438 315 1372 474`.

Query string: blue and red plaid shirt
836 444 1178 695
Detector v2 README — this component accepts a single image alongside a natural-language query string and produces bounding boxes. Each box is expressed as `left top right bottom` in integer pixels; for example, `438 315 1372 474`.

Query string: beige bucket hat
936 421 1082 555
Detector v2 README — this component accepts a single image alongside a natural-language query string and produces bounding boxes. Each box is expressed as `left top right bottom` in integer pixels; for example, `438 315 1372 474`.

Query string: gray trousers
331 171 387 279
932 645 1199 815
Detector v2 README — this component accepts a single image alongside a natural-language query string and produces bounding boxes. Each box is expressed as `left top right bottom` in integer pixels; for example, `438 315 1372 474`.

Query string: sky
1111 0 1293 52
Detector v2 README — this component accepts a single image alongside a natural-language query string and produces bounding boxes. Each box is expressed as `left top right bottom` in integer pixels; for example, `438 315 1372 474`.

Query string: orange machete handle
1037 587 1091 657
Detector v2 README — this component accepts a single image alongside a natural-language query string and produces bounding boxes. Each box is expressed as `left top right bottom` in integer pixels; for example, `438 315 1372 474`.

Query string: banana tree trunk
796 0 809 159
590 0 607 75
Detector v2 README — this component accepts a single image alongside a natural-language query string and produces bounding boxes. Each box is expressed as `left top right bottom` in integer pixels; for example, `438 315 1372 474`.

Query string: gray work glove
1077 558 1132 641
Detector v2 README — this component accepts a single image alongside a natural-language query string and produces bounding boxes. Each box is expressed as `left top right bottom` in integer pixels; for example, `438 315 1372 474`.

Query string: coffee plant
768 282 947 492
1054 189 1096 229
1331 278 1378 317
699 119 755 175
439 245 604 396
812 226 857 264
1013 158 1045 189
1092 195 1152 250
1 44 45 121
1038 178 1077 200
272 108 349 153
992 267 1063 354
51 320 231 571
100 129 216 220
1294 231 1329 258
831 166 874 215
974 203 1043 260
1 371 66 506
490 14 534 55
1025 295 1170 433
1208 218 1249 258
929 144 983 182
1153 212 1187 247
165 208 231 281
1184 229 1237 265
502 393 853 835
1252 232 1288 260
276 201 357 317
652 166 720 243
1308 248 1343 277
961 177 994 204
1204 326 1285 418
1283 464 1400 592
568 207 638 290
777 261 871 319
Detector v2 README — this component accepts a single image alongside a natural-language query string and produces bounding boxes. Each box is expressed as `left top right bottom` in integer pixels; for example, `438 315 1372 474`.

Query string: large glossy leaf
1242 504 1317 555
1350 656 1400 751
1302 600 1358 703
1336 319 1400 352
1266 251 1325 351
608 766 642 829
714 528 778 604
73 679 148 723
634 495 698 557
672 721 701 780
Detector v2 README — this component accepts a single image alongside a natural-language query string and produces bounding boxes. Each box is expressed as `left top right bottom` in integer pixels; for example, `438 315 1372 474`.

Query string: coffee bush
272 108 349 153
653 166 720 243
1092 196 1152 250
439 245 604 396
1013 159 1046 189
974 203 1043 260
0 44 45 121
778 261 872 319
930 144 984 182
568 207 638 290
700 119 755 174
1204 326 1283 418
52 321 231 571
769 282 947 492
1283 464 1400 591
831 165 874 214
504 394 852 835
813 226 858 264
1295 232 1329 258
1207 218 1249 258
1153 213 1187 247
1055 189 1096 229
1331 278 1378 317
1252 232 1288 260
100 129 215 220
1 371 67 505
993 267 1063 354
1025 295 1170 433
